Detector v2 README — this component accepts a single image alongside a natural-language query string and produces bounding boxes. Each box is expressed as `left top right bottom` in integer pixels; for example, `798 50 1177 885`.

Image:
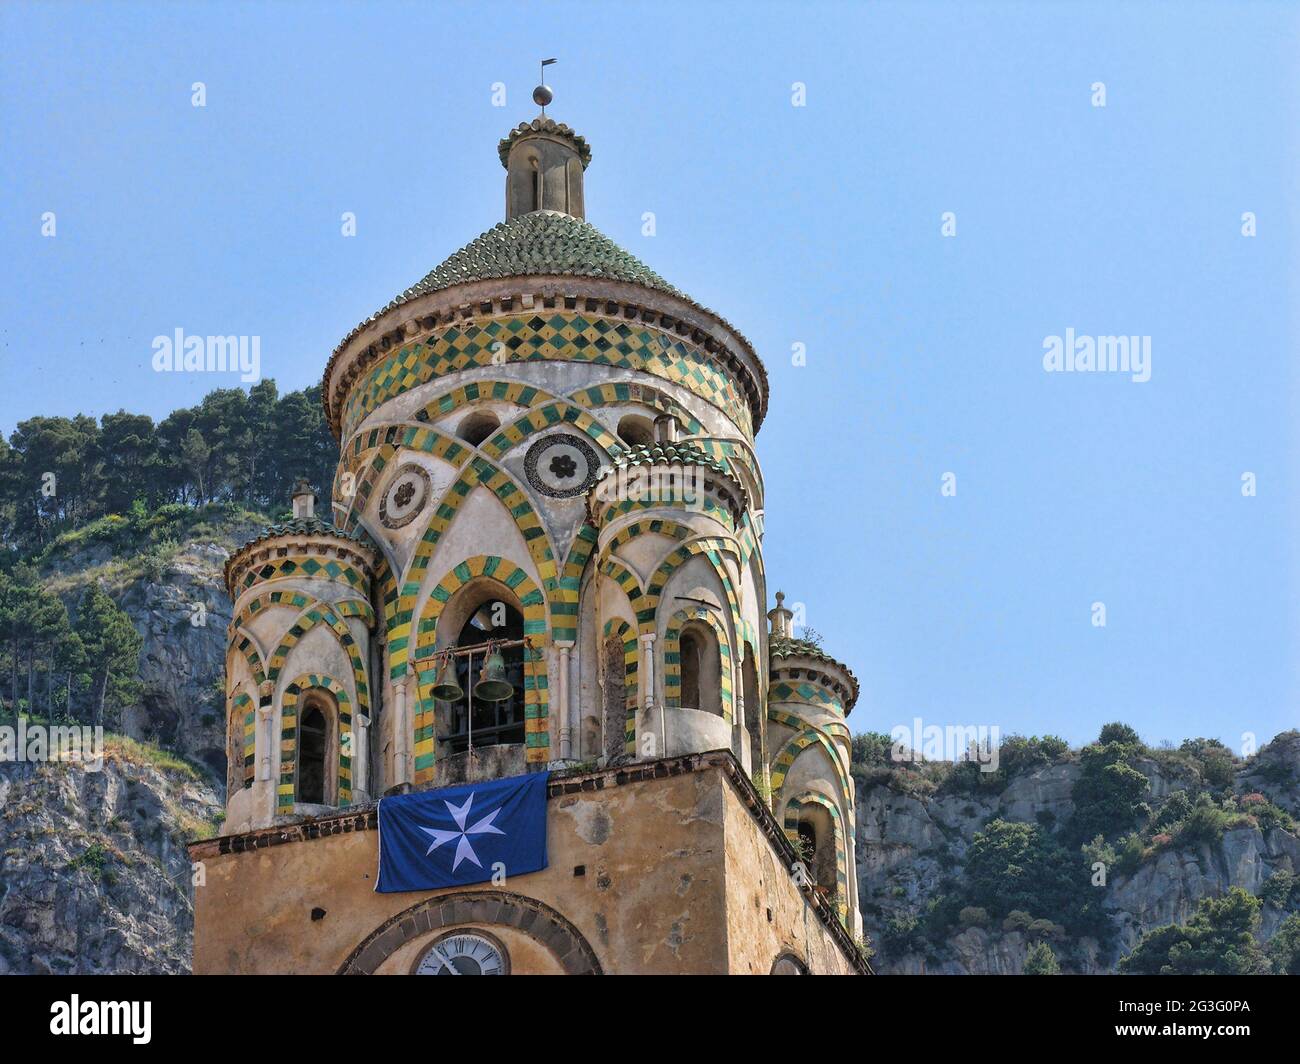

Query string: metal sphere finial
533 84 553 108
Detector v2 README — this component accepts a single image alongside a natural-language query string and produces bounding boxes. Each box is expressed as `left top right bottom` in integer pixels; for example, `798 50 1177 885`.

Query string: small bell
429 653 464 702
474 646 514 702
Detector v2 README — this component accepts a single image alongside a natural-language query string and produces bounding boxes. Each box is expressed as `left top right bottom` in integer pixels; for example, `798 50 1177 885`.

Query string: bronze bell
429 653 464 702
473 646 514 702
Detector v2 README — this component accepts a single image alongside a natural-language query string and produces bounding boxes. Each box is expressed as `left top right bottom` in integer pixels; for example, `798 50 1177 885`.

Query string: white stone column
393 676 410 786
254 684 276 828
733 690 750 772
353 712 370 797
640 632 659 758
554 640 575 760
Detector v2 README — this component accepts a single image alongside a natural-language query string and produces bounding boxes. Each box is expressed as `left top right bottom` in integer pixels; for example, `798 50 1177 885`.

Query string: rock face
0 745 222 974
856 736 1300 974
42 519 262 777
117 543 233 775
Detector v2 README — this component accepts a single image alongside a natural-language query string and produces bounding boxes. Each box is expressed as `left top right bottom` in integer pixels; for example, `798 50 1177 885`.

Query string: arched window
742 644 762 771
676 621 723 716
297 703 328 804
441 600 526 754
458 410 500 447
680 630 702 710
616 414 654 448
788 800 840 900
797 821 818 869
602 634 628 759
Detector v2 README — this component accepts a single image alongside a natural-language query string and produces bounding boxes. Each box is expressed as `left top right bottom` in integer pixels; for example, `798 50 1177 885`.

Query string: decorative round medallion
523 433 600 499
413 930 509 975
379 465 431 529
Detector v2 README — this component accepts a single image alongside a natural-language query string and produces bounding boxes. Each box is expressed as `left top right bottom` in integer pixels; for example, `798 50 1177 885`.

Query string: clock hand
432 945 460 974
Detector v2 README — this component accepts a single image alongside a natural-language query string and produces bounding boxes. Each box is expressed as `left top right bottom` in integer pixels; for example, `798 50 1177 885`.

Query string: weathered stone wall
190 755 861 974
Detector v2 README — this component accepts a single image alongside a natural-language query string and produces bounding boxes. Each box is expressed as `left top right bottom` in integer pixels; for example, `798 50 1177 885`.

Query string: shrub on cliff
1119 888 1270 975
1098 722 1143 748
1267 913 1300 975
1064 741 1151 846
963 819 1109 941
1023 941 1060 974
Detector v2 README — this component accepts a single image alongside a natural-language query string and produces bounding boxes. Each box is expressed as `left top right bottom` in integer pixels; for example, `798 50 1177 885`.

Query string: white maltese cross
418 792 506 871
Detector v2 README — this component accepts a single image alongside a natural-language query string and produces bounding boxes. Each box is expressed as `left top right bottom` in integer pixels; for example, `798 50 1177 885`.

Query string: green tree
0 567 40 720
1119 888 1270 974
1267 913 1300 975
1023 941 1060 974
54 628 88 721
72 582 142 728
1065 741 1151 845
1179 737 1237 789
963 819 1108 939
181 428 212 505
1098 722 1142 747
95 411 159 514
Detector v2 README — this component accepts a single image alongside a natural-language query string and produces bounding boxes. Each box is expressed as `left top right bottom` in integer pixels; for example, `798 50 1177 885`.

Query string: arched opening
616 414 654 448
796 821 817 868
297 703 328 804
680 630 702 710
742 644 762 772
676 621 722 716
601 634 628 759
790 802 839 901
441 599 526 755
458 410 501 447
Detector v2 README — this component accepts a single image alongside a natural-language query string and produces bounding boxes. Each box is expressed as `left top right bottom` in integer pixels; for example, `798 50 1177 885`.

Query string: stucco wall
191 756 860 975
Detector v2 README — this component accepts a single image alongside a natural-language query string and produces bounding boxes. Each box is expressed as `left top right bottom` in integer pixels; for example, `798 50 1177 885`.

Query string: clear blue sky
3 1 1297 750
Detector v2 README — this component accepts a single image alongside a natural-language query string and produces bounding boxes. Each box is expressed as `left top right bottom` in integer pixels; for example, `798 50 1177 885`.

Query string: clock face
414 932 508 976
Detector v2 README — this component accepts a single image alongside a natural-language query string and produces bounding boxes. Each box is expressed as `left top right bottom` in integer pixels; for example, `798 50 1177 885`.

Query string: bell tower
195 86 868 975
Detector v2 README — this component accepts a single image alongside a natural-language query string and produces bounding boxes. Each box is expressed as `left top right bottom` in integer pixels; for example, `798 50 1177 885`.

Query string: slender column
253 681 275 828
393 676 411 786
554 640 575 760
353 712 370 796
733 690 749 770
256 682 274 783
640 632 659 758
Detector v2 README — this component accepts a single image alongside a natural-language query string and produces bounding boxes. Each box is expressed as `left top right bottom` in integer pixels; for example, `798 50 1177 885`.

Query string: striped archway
767 716 852 800
662 606 734 723
552 524 598 643
643 536 743 635
410 556 550 779
783 791 849 924
265 598 371 723
601 618 639 757
279 673 353 809
388 457 558 680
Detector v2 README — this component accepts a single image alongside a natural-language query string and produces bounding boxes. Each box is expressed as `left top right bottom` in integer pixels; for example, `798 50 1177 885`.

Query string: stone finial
291 478 316 520
768 591 794 638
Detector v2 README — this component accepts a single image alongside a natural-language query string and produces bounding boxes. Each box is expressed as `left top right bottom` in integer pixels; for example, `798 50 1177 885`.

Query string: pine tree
72 582 142 728
1023 941 1060 975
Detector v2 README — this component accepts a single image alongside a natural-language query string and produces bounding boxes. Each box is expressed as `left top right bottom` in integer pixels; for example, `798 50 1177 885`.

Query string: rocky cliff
36 508 264 773
855 731 1300 974
0 739 222 974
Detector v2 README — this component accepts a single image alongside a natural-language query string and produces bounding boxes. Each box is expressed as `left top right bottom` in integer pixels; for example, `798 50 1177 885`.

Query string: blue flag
375 771 549 892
